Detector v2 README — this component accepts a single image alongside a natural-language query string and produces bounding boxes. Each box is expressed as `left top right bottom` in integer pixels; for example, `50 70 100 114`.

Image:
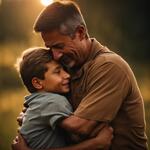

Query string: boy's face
40 61 70 93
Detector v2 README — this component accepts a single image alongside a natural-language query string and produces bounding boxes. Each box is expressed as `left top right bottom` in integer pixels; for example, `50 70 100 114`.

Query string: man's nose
52 50 63 61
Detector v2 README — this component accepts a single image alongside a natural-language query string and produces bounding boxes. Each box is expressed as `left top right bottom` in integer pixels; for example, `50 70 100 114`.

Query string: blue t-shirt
20 92 73 149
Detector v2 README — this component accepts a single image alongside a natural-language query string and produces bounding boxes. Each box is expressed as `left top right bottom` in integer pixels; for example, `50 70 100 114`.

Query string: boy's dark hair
15 47 53 93
34 1 88 37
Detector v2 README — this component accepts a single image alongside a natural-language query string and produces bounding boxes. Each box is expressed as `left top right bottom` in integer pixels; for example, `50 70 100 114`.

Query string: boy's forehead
47 60 61 67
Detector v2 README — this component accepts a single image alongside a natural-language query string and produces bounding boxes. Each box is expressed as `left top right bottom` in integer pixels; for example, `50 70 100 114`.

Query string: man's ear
32 77 43 90
75 25 86 41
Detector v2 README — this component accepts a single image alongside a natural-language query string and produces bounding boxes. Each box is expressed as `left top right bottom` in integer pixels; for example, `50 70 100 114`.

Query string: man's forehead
41 32 53 47
41 31 60 44
42 33 67 49
41 30 60 38
41 32 50 39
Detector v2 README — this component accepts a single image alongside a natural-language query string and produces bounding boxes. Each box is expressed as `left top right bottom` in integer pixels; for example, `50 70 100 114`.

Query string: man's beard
59 54 83 75
59 54 75 69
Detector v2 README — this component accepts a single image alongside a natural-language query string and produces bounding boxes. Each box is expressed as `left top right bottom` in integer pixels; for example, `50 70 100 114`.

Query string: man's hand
11 133 31 150
95 125 113 149
17 107 27 126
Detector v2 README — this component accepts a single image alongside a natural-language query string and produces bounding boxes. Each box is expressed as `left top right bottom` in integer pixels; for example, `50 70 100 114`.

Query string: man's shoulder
93 52 130 70
83 51 133 79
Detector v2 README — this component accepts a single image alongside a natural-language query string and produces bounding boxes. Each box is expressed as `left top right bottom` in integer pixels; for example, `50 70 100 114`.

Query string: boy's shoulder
41 92 67 102
25 92 68 106
38 92 72 114
38 92 69 106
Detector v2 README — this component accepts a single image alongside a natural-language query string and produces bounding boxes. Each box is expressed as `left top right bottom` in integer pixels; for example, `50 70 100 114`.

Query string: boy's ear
32 77 43 90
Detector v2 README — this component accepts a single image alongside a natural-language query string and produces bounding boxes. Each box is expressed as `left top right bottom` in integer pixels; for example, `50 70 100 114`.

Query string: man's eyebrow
51 43 65 49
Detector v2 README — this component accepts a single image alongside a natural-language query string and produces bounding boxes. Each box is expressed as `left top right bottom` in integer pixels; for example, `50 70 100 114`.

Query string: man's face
41 30 87 69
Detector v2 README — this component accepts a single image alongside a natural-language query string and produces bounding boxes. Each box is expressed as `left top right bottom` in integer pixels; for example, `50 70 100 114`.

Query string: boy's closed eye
52 65 62 74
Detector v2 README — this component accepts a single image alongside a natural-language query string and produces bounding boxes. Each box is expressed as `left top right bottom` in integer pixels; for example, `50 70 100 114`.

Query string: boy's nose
63 71 70 79
66 72 70 79
52 50 63 61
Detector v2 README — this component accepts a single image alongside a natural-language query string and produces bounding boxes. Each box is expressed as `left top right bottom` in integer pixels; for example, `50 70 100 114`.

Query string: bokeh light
40 0 54 6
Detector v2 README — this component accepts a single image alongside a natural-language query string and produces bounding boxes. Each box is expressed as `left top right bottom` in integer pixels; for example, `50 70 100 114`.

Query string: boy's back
20 92 72 149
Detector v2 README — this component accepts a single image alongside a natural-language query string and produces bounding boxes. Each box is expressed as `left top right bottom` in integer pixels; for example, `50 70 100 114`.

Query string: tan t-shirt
70 39 148 149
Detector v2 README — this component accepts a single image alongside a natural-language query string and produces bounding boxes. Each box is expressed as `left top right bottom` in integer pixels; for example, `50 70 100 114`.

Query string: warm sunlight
40 0 54 6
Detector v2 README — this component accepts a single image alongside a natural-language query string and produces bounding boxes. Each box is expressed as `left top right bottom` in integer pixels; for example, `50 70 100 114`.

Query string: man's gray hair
34 1 88 37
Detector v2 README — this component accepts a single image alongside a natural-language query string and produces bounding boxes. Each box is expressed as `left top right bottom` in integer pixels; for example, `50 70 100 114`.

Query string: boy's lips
62 83 69 86
62 81 70 86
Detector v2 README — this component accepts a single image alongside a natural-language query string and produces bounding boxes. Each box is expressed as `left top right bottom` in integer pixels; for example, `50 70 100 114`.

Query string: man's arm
17 108 108 138
12 126 113 150
60 115 109 143
60 115 107 137
17 110 109 142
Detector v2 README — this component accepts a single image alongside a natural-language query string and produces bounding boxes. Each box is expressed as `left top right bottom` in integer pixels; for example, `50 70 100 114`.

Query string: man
12 1 148 150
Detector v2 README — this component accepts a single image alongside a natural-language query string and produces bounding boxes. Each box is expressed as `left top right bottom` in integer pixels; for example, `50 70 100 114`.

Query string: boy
15 47 73 149
15 47 112 150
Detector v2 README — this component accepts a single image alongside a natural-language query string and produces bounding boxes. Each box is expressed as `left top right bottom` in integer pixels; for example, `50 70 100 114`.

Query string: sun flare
40 0 54 6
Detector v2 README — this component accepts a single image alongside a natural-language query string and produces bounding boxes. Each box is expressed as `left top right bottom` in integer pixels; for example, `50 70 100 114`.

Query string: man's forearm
60 115 108 139
60 115 98 136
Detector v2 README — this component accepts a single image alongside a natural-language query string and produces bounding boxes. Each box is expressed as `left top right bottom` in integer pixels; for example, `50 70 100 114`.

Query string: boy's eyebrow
53 65 62 72
55 63 62 69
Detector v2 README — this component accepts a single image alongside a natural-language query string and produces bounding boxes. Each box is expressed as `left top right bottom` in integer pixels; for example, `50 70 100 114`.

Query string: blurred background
0 0 149 149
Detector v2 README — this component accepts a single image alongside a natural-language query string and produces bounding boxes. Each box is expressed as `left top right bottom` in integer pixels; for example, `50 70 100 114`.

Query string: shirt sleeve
40 94 73 129
74 60 130 122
